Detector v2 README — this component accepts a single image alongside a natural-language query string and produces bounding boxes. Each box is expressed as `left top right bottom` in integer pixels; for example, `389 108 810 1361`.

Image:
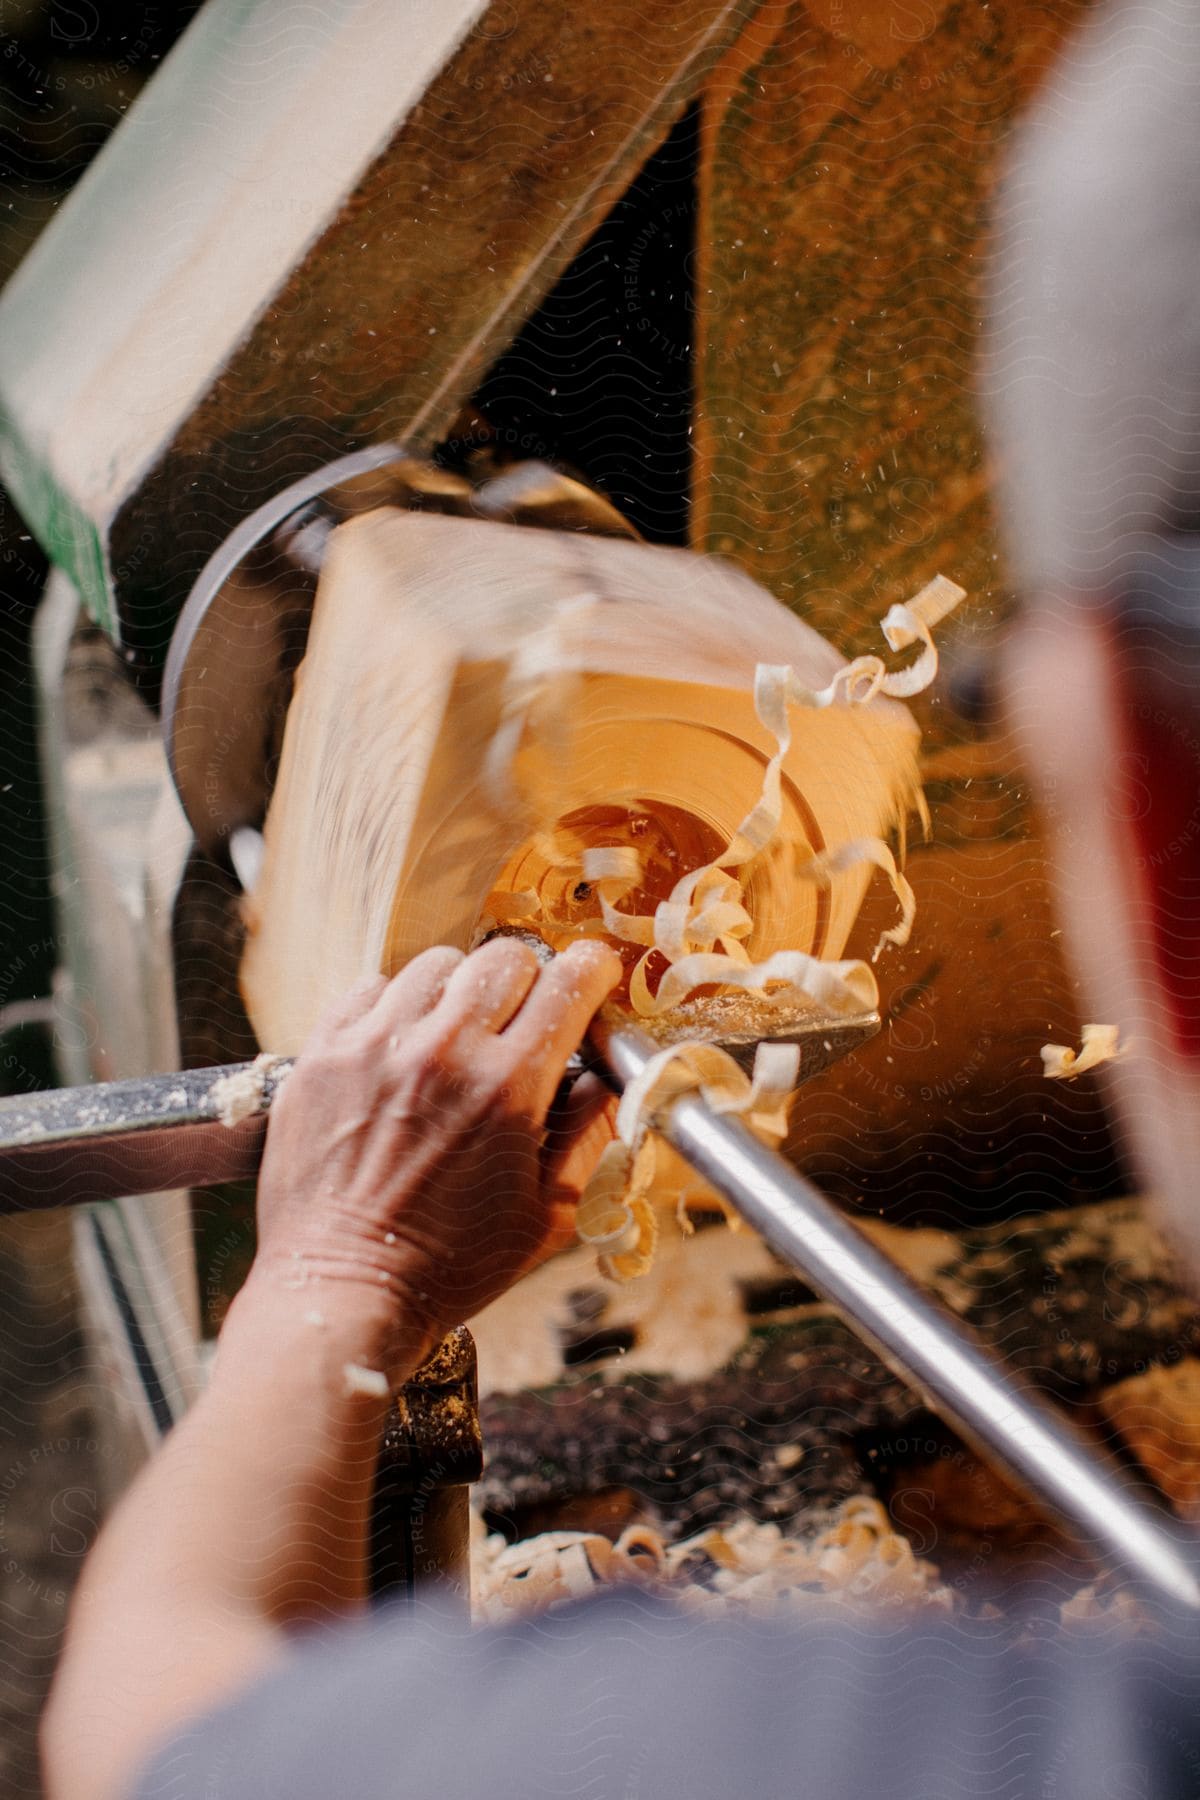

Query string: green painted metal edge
0 0 488 641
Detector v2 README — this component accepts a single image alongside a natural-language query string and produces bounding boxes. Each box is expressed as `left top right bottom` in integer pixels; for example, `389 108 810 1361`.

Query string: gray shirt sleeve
130 1592 1200 1800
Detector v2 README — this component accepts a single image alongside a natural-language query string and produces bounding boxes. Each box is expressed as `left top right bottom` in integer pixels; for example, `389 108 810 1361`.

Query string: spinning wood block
241 511 920 1052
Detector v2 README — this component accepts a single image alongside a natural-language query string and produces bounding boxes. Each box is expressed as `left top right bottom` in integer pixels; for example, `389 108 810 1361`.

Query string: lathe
0 0 1196 1622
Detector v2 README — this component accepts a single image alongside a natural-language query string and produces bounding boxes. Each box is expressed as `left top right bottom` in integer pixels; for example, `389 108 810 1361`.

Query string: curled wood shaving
576 1039 800 1281
1041 1023 1125 1080
794 837 916 963
758 574 967 712
575 1135 660 1282
1059 1584 1152 1633
473 1499 1140 1629
632 948 877 1020
877 573 968 698
575 577 965 1017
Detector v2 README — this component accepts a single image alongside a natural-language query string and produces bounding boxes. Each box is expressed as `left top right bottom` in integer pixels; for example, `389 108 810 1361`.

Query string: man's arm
41 936 621 1800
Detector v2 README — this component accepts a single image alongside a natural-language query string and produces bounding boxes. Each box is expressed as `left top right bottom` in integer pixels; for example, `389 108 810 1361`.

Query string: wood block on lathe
240 509 921 1052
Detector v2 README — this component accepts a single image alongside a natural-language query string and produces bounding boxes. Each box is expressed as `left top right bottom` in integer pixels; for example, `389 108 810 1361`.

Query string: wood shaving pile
1059 1583 1154 1633
472 1502 1154 1632
471 1496 957 1623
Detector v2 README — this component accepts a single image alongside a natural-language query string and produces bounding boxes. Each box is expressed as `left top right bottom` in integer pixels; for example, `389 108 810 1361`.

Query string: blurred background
0 8 203 1793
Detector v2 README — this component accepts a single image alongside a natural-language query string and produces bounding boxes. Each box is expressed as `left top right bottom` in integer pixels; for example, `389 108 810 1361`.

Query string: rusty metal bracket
369 1327 483 1609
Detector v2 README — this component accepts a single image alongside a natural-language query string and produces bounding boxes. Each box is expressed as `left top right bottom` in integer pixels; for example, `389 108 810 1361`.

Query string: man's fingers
506 941 623 1115
366 946 466 1041
303 973 389 1051
528 1197 588 1267
542 1072 617 1182
306 941 617 1121
534 1078 618 1264
433 937 542 1034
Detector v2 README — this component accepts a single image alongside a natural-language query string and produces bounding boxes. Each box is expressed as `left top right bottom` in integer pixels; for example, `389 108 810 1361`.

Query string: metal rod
0 993 880 1212
602 1024 1200 1613
7 1010 1200 1608
0 1061 292 1211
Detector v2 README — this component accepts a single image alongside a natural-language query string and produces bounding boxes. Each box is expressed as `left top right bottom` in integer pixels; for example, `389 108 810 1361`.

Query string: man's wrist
223 1258 429 1398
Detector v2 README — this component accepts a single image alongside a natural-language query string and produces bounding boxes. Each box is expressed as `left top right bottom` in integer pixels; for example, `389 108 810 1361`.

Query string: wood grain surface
106 0 769 673
689 2 1108 1198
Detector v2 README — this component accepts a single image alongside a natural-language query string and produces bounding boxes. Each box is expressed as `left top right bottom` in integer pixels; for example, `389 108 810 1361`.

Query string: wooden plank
690 3 1104 1177
0 0 768 674
693 0 1095 688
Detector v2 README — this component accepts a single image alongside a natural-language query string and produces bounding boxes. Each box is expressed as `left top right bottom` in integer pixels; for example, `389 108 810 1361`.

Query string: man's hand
43 937 621 1800
248 936 622 1368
